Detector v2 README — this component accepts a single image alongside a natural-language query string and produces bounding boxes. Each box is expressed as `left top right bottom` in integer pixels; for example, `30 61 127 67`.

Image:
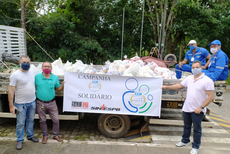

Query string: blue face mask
192 68 201 76
21 63 30 71
189 45 195 50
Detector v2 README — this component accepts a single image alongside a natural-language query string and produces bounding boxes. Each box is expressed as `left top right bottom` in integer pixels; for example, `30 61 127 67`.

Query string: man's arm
208 56 225 81
162 83 184 90
202 54 211 69
56 81 65 91
8 85 17 114
179 59 188 68
202 60 210 69
194 90 214 114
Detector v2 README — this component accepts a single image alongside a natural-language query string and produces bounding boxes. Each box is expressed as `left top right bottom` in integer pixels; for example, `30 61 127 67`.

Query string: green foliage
0 0 20 26
27 13 106 64
226 72 230 85
169 0 230 59
1 0 230 64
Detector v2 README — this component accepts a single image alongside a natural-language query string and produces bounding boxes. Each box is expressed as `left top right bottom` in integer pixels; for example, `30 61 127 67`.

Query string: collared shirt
35 73 60 101
181 73 214 114
184 47 209 66
207 49 229 81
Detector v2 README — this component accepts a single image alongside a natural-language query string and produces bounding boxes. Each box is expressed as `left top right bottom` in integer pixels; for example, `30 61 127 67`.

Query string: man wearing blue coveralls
202 40 229 82
175 40 211 79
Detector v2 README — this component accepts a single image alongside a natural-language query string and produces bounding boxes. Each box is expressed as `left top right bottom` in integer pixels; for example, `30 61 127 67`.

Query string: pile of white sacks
30 56 177 79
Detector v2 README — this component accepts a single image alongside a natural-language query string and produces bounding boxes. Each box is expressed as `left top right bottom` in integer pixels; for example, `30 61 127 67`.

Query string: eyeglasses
42 66 51 68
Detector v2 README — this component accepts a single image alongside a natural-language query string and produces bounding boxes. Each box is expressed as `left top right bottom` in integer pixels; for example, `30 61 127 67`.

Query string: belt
36 98 55 103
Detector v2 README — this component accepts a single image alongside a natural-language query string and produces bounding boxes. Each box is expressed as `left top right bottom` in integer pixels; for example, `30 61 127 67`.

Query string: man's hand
179 62 183 68
194 107 203 114
10 105 18 114
161 85 168 89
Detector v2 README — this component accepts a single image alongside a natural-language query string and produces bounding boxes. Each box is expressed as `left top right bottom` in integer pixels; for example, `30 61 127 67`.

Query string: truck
0 25 227 138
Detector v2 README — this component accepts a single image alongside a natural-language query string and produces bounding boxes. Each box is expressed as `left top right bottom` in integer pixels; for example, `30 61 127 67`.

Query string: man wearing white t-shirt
162 61 214 154
8 55 39 150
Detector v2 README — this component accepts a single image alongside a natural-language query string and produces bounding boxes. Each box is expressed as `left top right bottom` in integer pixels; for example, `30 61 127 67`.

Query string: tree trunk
167 32 172 54
179 41 183 62
20 0 27 55
160 0 168 59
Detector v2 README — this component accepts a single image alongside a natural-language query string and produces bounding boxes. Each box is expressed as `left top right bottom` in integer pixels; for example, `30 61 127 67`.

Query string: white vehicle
0 25 227 138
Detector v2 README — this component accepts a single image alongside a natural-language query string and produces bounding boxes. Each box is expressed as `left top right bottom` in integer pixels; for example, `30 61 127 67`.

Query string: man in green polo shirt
35 61 64 144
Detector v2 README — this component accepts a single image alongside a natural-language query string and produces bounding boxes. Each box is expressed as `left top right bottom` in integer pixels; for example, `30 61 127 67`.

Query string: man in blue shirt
175 40 211 79
202 40 229 82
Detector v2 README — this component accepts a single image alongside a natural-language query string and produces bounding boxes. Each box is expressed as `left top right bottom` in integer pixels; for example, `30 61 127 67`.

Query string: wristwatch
200 106 204 109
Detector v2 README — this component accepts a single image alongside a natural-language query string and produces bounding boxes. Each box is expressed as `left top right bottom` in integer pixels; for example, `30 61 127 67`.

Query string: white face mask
192 68 202 76
210 48 218 54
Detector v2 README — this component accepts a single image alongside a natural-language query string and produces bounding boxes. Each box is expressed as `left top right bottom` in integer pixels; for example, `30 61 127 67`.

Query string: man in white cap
202 40 229 81
175 40 211 79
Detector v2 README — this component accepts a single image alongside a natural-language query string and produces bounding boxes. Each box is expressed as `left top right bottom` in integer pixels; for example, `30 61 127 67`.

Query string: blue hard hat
208 40 221 46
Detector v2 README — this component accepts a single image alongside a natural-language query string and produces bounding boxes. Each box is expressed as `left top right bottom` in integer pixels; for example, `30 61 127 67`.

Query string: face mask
21 63 30 71
192 68 201 76
210 48 218 54
42 69 52 74
189 45 195 50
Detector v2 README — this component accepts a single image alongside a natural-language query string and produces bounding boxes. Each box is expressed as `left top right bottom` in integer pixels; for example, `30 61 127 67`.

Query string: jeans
36 99 59 137
181 111 204 149
14 100 36 142
175 64 192 79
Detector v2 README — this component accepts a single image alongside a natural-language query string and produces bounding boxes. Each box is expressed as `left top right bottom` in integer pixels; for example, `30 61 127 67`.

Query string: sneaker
190 148 199 154
16 142 23 150
28 137 39 142
175 141 189 147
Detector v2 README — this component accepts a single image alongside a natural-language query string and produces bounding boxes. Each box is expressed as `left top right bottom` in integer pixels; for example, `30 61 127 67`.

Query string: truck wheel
97 114 131 138
164 54 177 66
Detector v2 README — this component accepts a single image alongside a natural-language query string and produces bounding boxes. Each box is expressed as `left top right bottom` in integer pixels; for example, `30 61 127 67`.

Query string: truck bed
0 72 227 104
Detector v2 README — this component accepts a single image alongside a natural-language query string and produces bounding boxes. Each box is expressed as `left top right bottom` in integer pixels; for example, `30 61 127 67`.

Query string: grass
74 134 91 141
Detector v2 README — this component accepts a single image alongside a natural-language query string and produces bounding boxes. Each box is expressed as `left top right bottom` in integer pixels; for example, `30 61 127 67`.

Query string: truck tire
164 54 177 66
97 114 131 138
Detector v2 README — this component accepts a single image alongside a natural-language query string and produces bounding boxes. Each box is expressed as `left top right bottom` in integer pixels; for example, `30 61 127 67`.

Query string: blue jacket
207 49 229 81
184 47 210 66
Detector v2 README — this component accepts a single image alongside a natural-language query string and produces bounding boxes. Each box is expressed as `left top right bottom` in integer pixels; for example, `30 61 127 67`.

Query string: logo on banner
91 104 120 111
122 78 153 113
89 81 101 92
71 101 89 109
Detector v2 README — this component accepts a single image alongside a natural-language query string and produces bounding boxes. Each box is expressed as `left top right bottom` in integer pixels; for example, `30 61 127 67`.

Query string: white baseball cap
187 40 197 45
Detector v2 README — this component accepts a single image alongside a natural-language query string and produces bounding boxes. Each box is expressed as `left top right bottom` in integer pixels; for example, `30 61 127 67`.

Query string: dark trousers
181 111 204 149
36 99 59 137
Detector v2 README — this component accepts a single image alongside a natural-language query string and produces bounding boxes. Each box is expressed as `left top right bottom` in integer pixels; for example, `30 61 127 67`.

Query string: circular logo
147 94 153 101
89 81 101 92
130 93 146 107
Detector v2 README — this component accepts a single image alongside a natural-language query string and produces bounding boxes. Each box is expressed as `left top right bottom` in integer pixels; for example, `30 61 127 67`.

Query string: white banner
63 72 163 117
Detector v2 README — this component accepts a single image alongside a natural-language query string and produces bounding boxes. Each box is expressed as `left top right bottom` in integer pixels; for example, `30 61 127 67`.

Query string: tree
134 0 176 58
27 13 106 64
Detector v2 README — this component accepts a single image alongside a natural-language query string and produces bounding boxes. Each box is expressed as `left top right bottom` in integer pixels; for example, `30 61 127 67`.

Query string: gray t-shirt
10 69 36 104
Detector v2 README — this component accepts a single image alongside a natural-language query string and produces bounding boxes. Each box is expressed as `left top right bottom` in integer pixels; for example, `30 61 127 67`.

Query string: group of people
9 39 229 154
8 55 64 150
175 39 229 81
163 39 229 154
